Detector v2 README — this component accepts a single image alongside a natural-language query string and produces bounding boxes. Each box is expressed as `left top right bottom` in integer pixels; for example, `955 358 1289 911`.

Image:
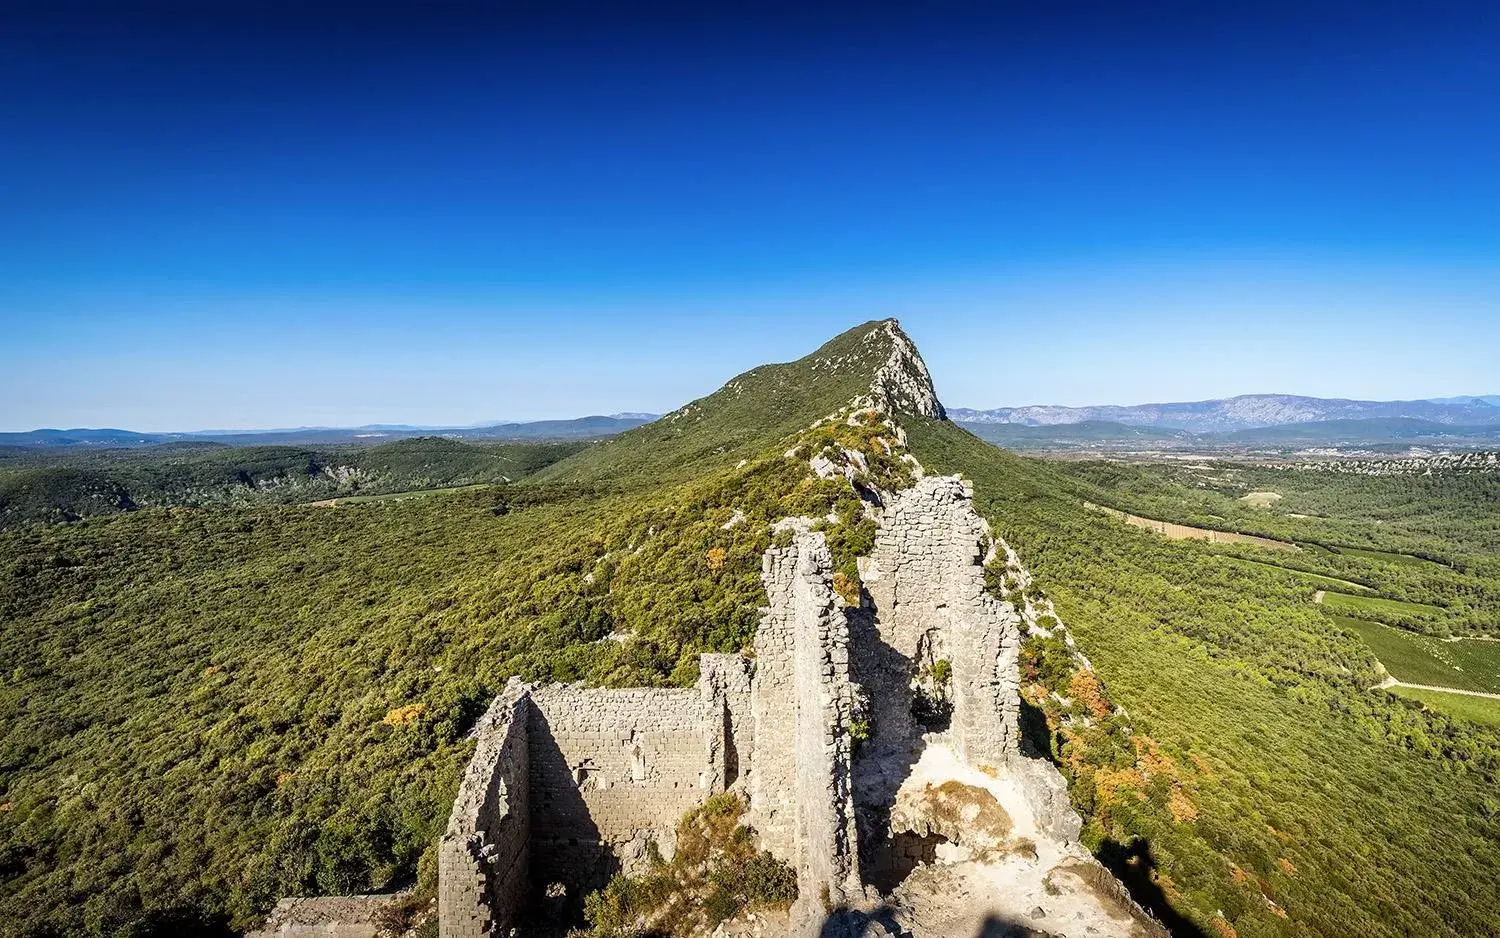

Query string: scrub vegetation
579 794 797 937
2 321 1498 938
0 438 588 529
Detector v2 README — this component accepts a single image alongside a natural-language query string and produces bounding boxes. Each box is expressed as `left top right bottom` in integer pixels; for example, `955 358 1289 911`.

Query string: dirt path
1374 676 1500 701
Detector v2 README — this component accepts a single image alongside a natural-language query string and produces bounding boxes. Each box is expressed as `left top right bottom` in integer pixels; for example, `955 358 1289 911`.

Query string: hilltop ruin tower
436 475 1106 937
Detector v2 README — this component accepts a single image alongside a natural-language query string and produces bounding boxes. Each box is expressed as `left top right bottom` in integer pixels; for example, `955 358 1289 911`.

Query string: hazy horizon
5 2 1498 431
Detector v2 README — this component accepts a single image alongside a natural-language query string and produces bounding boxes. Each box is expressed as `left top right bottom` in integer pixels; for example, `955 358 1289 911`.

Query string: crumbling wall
699 653 754 793
439 680 531 938
438 659 755 935
436 475 1090 935
861 475 1021 765
527 684 713 899
750 531 863 917
858 475 1079 844
747 541 798 859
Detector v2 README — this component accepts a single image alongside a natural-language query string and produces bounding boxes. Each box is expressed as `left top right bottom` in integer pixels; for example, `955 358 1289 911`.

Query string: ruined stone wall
861 476 1020 768
436 474 1088 935
699 653 754 793
747 541 798 859
859 475 1079 843
527 684 712 897
439 681 531 938
438 658 757 934
750 532 863 916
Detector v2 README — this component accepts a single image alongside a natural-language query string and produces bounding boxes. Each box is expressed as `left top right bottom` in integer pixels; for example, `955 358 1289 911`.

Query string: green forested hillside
0 438 587 529
2 321 1497 938
531 319 923 489
910 421 1500 938
0 322 912 937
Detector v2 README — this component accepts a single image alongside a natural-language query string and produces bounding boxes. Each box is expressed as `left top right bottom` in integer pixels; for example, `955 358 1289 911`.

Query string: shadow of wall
846 603 926 894
524 707 614 926
1096 838 1209 938
817 907 1125 938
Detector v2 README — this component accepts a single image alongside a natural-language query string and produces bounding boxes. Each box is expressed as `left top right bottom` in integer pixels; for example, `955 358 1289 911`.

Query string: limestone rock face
864 320 947 420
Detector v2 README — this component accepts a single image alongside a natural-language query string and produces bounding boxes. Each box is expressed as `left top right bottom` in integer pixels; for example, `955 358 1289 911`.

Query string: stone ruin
438 476 1163 938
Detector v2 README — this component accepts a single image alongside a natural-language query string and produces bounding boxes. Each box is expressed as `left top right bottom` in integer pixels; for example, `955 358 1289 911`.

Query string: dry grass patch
1239 492 1282 509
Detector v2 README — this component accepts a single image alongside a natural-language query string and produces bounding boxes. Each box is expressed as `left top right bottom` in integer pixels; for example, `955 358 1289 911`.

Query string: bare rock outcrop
863 320 947 420
246 892 409 938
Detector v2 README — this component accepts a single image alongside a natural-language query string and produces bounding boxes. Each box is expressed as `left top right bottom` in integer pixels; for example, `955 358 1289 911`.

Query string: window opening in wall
911 630 953 732
574 759 601 790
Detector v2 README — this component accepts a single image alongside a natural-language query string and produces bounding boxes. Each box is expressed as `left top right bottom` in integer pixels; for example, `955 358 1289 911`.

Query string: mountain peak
805 319 945 420
532 320 946 486
865 319 946 420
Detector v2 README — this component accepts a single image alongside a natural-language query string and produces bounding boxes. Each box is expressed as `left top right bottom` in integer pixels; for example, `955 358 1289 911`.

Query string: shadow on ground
819 906 1136 937
1016 694 1058 763
1097 837 1209 938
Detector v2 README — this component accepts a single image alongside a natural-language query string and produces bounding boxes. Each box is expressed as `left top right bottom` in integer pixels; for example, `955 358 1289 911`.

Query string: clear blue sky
2 1 1497 431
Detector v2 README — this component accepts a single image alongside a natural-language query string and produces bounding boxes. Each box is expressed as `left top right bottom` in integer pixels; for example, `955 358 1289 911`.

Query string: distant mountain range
0 414 659 448
950 393 1500 433
1427 395 1500 407
959 417 1500 451
11 393 1500 452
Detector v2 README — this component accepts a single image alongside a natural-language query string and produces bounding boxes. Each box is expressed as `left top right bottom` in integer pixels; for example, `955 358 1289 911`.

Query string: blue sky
2 1 1497 431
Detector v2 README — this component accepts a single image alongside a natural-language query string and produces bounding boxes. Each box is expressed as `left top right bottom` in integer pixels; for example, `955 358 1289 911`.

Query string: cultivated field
1240 491 1282 508
310 482 494 507
1230 557 1373 593
1085 502 1298 550
1391 686 1500 727
1320 591 1444 618
1326 544 1447 568
1334 616 1500 693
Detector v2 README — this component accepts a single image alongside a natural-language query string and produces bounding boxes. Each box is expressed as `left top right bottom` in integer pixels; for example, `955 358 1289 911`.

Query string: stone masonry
438 476 1085 936
439 530 860 937
438 682 530 938
748 533 863 916
436 657 755 935
857 476 1077 848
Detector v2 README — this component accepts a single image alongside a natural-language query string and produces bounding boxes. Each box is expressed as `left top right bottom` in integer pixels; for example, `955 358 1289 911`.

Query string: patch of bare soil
1239 491 1282 508
1085 502 1296 551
